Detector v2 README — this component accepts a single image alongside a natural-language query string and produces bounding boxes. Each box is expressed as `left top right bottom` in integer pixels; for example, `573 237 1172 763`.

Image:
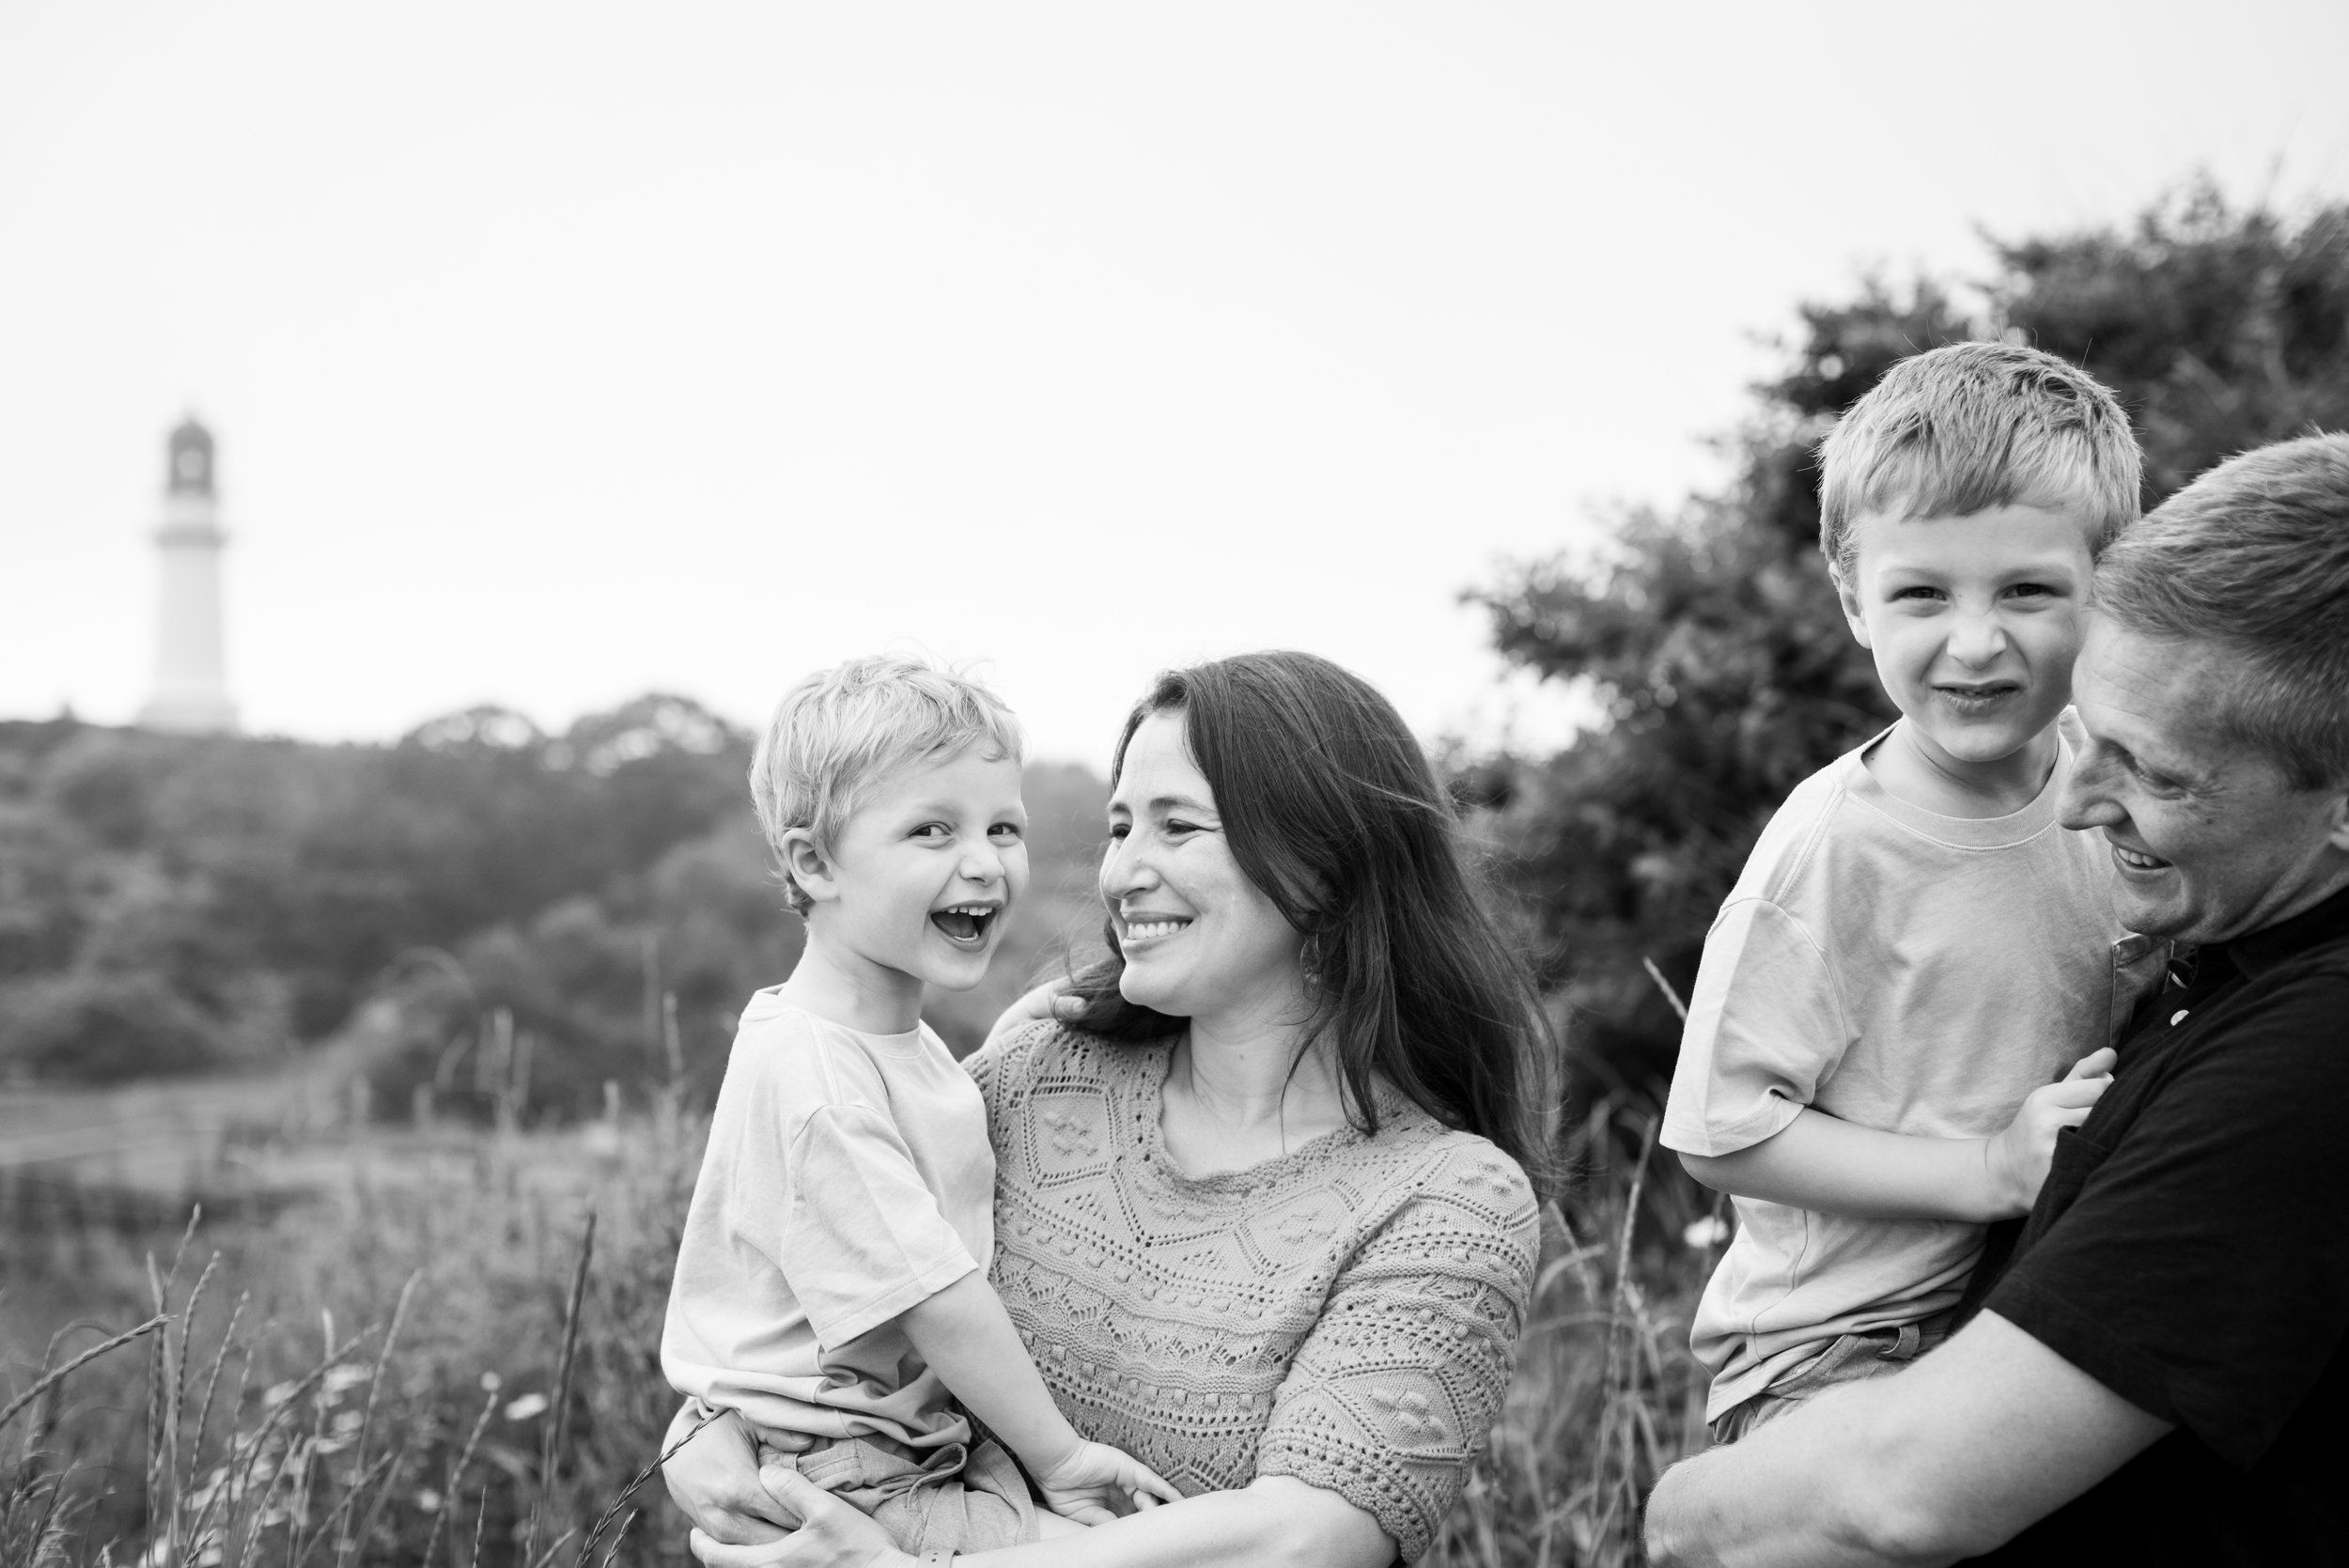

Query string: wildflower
1682 1215 1731 1250
322 1363 372 1398
504 1391 551 1421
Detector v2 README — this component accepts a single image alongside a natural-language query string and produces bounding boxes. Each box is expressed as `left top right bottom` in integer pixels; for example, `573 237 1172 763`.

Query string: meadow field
1 1075 1719 1568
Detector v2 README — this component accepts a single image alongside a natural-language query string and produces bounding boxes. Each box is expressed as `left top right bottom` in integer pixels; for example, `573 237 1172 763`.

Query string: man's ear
2323 786 2349 855
780 829 841 906
1830 561 1873 649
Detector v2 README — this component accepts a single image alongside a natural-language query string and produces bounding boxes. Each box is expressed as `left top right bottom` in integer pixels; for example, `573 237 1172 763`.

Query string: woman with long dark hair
668 651 1558 1568
1058 650 1556 1180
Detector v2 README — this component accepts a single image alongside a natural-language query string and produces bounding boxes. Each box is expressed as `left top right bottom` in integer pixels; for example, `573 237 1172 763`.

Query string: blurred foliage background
4 179 2346 1116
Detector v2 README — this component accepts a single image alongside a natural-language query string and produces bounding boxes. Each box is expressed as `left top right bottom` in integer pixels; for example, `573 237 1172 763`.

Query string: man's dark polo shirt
1968 882 2349 1565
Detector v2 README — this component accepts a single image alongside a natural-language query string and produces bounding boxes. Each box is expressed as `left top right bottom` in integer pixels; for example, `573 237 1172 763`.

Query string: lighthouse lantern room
138 416 239 734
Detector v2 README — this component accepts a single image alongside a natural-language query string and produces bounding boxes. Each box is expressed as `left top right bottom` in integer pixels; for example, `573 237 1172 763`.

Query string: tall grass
4 1092 1715 1567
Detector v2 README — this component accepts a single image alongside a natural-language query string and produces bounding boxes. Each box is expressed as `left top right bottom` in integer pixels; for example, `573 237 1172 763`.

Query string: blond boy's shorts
755 1429 1038 1554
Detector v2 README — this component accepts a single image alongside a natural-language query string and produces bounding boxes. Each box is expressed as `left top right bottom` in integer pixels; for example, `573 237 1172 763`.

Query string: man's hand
1984 1048 2115 1214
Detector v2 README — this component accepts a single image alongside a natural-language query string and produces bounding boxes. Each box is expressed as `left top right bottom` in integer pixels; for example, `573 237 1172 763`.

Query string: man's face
2060 616 2349 944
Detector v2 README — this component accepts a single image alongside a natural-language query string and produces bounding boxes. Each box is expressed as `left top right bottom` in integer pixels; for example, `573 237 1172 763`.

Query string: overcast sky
4 0 2345 768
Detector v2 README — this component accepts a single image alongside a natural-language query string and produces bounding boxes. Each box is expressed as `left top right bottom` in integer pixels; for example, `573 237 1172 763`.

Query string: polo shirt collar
2220 879 2349 982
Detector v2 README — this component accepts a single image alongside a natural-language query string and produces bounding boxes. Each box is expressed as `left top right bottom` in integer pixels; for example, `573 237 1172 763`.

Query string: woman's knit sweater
970 1024 1541 1562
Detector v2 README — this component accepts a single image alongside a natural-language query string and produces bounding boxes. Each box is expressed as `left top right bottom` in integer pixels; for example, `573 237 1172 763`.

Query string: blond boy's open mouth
930 903 1001 945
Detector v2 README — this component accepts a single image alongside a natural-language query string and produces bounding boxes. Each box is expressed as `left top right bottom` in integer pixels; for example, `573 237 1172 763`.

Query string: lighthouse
138 416 239 734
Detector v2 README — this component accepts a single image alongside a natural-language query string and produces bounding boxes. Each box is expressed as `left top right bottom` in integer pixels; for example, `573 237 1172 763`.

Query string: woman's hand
691 1469 909 1568
982 978 1080 1052
661 1405 800 1546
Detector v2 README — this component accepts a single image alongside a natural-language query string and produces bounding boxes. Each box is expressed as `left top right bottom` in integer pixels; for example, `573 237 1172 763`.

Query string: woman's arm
692 1471 1393 1568
661 1396 1381 1568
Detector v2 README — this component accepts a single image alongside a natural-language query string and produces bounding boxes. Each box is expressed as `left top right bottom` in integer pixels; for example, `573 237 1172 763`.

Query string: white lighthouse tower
138 416 239 734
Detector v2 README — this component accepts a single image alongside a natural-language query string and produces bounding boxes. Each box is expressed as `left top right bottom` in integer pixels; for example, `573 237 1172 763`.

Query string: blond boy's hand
1985 1048 2117 1215
1030 1437 1182 1525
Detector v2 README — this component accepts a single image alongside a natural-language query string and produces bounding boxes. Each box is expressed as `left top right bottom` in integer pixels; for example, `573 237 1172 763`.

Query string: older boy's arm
1680 1110 2003 1220
1645 1311 2170 1567
1680 1050 2114 1221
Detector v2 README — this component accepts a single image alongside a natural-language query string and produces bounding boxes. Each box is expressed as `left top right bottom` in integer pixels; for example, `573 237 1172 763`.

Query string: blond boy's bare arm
897 1272 1180 1521
897 1272 1082 1473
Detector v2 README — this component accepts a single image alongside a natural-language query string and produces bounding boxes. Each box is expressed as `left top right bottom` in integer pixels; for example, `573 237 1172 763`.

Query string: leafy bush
1472 182 2349 1094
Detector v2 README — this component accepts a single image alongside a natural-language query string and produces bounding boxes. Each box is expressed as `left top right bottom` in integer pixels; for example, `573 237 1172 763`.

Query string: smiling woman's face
1101 710 1306 1024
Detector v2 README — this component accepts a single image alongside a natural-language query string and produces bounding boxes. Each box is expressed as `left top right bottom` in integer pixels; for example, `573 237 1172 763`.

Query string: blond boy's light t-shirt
661 990 993 1447
1662 714 2168 1421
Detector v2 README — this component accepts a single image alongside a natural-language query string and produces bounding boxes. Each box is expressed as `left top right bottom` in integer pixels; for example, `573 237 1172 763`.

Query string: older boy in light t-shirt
1663 343 2169 1440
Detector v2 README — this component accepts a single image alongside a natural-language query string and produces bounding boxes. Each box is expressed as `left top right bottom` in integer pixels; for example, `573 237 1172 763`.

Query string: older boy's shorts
1707 1310 1954 1446
754 1428 1038 1553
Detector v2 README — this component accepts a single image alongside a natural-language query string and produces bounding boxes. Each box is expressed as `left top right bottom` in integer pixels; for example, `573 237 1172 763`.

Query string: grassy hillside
0 704 1111 1114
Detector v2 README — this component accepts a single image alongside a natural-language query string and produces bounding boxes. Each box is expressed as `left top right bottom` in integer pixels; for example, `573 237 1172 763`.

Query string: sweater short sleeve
1662 897 1849 1157
1984 972 2349 1467
1252 1143 1540 1562
782 1104 980 1349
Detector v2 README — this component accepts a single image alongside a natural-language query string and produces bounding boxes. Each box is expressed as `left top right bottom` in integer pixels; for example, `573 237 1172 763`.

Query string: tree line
5 179 2343 1110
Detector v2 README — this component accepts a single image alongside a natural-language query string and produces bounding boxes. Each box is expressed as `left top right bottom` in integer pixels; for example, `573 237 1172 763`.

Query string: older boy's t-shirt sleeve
782 1103 980 1349
1663 897 1851 1157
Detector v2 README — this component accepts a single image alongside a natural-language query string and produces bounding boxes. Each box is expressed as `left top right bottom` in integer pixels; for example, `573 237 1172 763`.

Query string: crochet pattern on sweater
970 1024 1540 1562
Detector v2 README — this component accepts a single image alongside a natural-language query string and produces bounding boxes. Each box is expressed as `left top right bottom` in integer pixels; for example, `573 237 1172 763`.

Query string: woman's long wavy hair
1063 650 1561 1192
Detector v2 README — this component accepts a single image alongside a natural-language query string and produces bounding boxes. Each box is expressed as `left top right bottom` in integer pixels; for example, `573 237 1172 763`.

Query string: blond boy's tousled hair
750 655 1026 914
1817 340 2141 580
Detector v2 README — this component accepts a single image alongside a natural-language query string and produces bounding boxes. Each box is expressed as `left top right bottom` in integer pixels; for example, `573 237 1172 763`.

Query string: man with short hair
1644 432 2349 1566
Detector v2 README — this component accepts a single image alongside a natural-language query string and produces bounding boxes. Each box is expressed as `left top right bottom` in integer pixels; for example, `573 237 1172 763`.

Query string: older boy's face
824 748 1031 995
2061 617 2349 944
1837 502 2098 782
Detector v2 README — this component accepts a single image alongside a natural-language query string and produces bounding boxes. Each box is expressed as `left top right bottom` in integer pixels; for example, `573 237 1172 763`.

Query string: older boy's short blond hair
1817 340 2141 580
750 655 1025 913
